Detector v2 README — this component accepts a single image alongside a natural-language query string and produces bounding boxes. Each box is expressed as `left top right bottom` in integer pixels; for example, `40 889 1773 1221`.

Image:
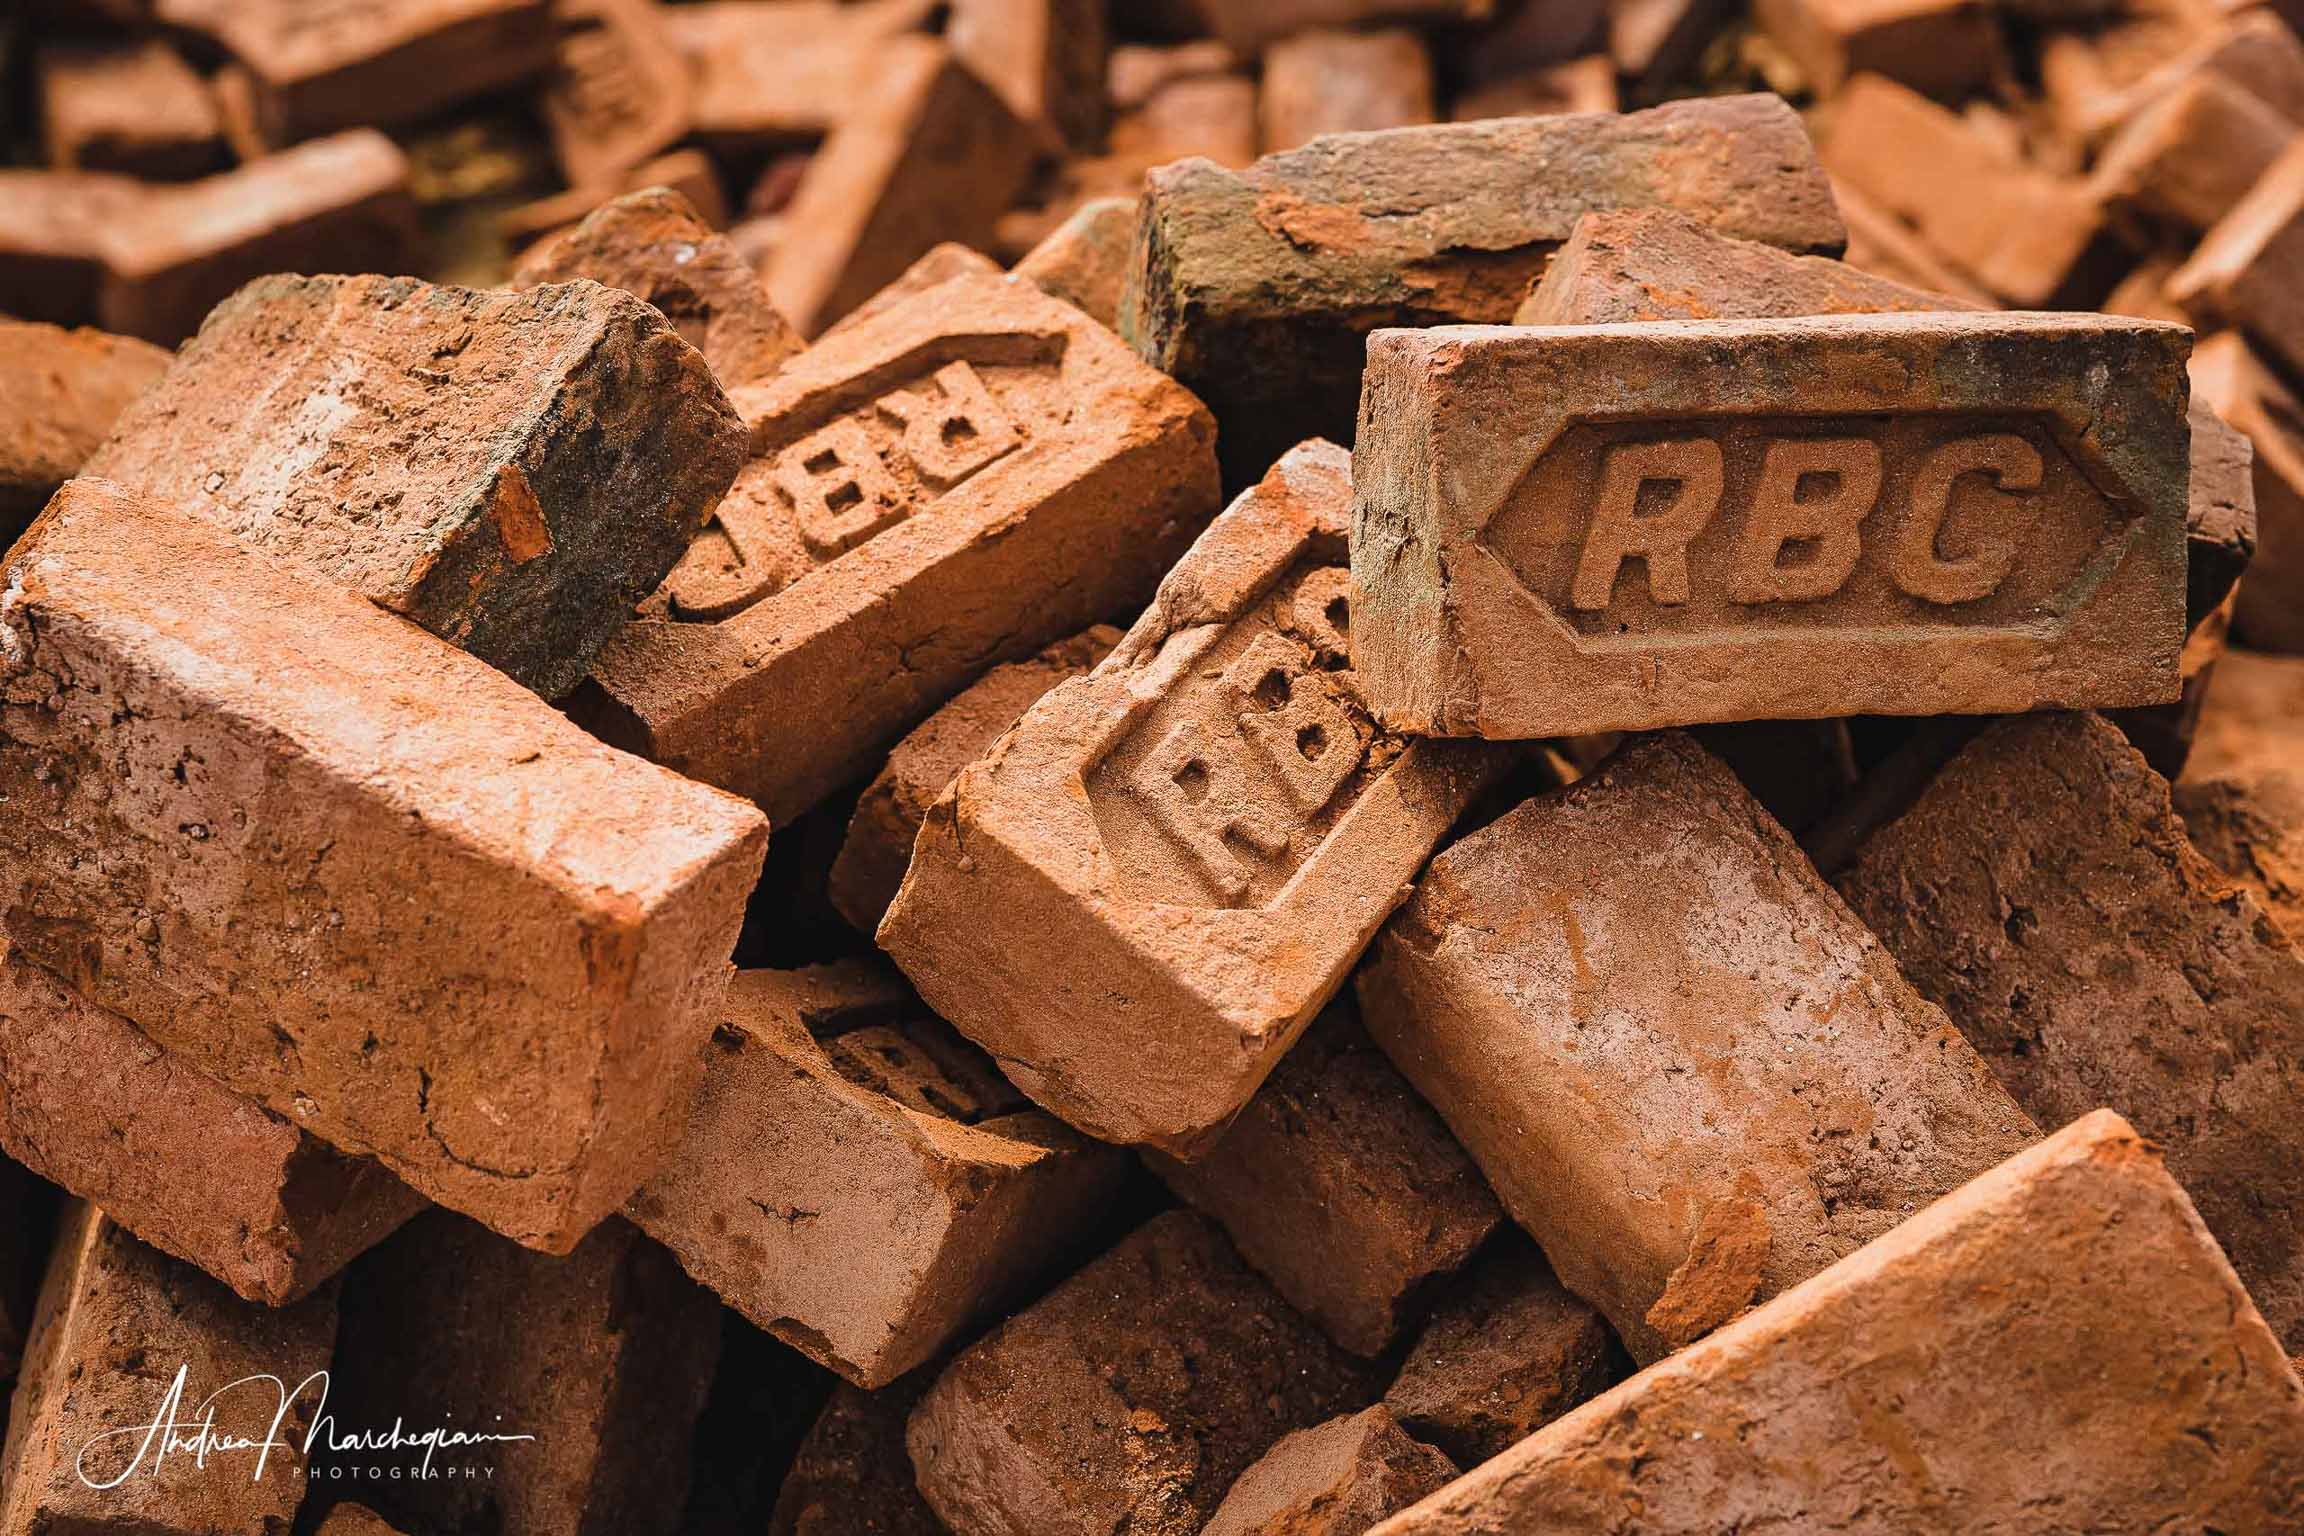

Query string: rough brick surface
766 38 1037 336
583 272 1218 825
0 1203 338 1535
1352 313 2192 739
950 0 1106 153
96 130 420 346
39 40 223 180
88 272 746 697
1121 95 1843 475
1360 733 2039 1363
0 170 142 327
1368 1113 2304 1533
2181 651 2304 941
0 480 767 1251
670 0 934 152
1841 710 2304 1351
0 319 169 539
155 0 553 142
771 1378 945 1536
1013 196 1137 328
0 943 423 1306
907 1211 1383 1536
831 625 1120 933
1516 206 1979 326
513 186 802 389
2093 66 2297 233
2194 329 2304 655
1259 29 1435 152
540 0 691 193
1147 1003 1502 1357
879 440 1506 1154
1203 1407 1457 1536
817 241 1002 344
322 1210 720 1536
1383 1231 1625 1468
2185 394 2261 630
629 961 1129 1387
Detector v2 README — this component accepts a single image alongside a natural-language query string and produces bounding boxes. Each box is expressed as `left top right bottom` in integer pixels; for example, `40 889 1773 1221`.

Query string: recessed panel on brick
1351 312 2192 739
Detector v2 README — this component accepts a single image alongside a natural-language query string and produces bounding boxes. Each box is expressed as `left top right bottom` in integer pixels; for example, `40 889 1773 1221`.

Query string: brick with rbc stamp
0 1203 339 1536
580 271 1218 826
877 440 1510 1155
1350 312 2192 739
0 942 424 1306
628 960 1129 1388
0 480 768 1253
1365 1114 2304 1534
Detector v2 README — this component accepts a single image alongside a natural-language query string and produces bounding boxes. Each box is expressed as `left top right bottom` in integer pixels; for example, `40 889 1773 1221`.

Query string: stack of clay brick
7 0 2304 1532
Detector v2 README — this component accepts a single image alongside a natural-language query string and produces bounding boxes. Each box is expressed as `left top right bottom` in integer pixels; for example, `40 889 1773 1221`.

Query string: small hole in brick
1325 596 1349 634
1174 760 1209 802
805 449 841 475
1297 724 1327 761
942 416 979 446
1253 668 1291 710
825 480 864 514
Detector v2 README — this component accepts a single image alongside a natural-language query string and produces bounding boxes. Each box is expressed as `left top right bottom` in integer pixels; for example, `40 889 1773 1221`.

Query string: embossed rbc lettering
1568 430 2046 610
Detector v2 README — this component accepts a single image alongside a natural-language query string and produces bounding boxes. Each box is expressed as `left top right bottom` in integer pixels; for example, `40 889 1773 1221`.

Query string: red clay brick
2172 136 2304 390
499 146 727 245
628 961 1128 1388
1013 196 1138 328
1359 733 2038 1362
950 0 1107 152
1610 0 1732 83
1123 94 1844 476
1203 1407 1457 1536
1452 54 1617 120
1754 0 2000 99
878 440 1506 1153
1146 1003 1502 1357
0 319 168 541
0 169 144 327
95 130 419 345
1383 1232 1625 1467
583 272 1217 825
1840 709 2304 1351
1367 1113 2304 1533
86 271 746 697
831 625 1120 933
907 1210 1383 1536
1259 29 1436 151
2179 649 2304 941
1194 0 1489 52
1517 205 1979 325
540 0 690 193
1351 313 2192 738
512 185 802 389
669 0 935 153
0 479 767 1251
2045 9 2304 144
765 38 1036 337
2194 331 2304 653
0 1203 338 1535
1108 72 1259 167
38 40 223 180
321 1210 719 1536
2092 64 2297 232
0 942 424 1306
815 241 1002 344
1830 177 1999 306
154 0 553 142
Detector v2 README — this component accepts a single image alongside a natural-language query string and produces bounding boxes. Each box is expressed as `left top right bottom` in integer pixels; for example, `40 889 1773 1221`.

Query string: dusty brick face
95 130 421 346
1831 179 2000 307
878 440 1508 1154
1370 1113 2304 1532
628 961 1128 1388
0 1202 339 1535
0 480 767 1251
154 0 554 143
2093 66 2297 234
582 272 1218 826
1517 206 1981 326
0 169 143 327
0 943 423 1306
38 40 223 180
816 241 1002 344
950 0 1107 153
1351 313 2192 739
2194 332 2304 653
1360 733 2040 1364
1384 1232 1626 1468
907 1211 1384 1536
1123 94 1843 477
1259 29 1436 151
0 319 169 541
1203 1407 1457 1536
831 625 1120 934
765 38 1037 337
1013 196 1138 329
2176 141 2304 434
770 1378 945 1536
1841 710 2304 1352
87 272 747 697
539 0 691 194
1146 1003 1502 1357
321 1210 720 1536
512 186 803 389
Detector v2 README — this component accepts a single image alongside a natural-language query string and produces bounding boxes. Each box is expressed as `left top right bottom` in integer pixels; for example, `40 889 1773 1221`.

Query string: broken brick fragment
1259 29 1436 151
0 318 169 541
1359 733 2040 1363
2179 650 2304 941
38 39 223 181
1203 1407 1457 1536
1014 196 1139 328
